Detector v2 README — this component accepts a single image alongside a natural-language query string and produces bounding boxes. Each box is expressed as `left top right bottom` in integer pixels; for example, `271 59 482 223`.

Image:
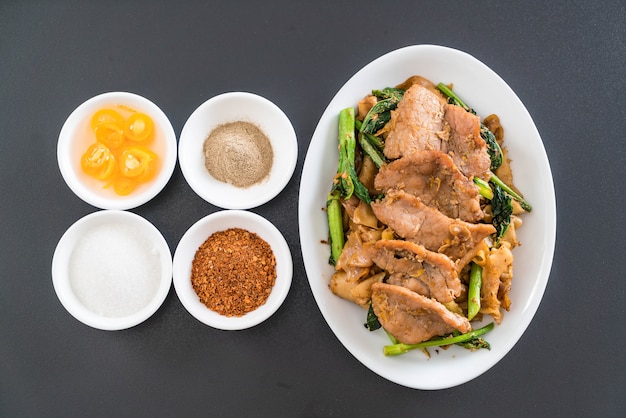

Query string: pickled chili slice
109 173 138 196
91 108 124 131
124 112 154 142
80 143 116 180
80 107 159 196
118 146 157 180
94 122 125 149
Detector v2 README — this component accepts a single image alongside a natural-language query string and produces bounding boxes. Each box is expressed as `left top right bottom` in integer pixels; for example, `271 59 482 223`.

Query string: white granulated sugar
68 222 162 318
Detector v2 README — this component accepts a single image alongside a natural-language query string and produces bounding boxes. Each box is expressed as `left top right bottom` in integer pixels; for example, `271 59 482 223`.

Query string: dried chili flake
191 228 277 317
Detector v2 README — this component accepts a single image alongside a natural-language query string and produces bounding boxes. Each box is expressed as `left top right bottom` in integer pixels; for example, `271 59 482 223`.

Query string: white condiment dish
51 210 173 331
58 92 177 210
173 210 293 330
178 92 298 209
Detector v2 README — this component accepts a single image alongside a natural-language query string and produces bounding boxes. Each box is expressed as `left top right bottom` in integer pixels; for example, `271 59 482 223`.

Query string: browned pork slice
370 239 460 303
386 273 431 298
370 190 495 267
442 104 491 181
383 84 446 159
371 282 471 344
374 150 484 222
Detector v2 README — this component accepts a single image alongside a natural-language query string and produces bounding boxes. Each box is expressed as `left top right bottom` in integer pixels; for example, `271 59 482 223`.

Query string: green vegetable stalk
436 82 473 113
336 108 356 198
473 177 494 200
467 263 482 321
354 119 386 168
451 331 491 350
358 133 385 168
327 108 375 265
490 173 532 212
383 322 494 356
326 190 344 265
354 119 384 150
334 107 371 203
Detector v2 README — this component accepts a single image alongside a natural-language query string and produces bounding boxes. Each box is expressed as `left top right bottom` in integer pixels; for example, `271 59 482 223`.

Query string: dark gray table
2 1 624 416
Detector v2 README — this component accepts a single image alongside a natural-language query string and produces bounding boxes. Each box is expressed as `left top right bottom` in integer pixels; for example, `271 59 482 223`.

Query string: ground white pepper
190 228 277 317
203 121 273 188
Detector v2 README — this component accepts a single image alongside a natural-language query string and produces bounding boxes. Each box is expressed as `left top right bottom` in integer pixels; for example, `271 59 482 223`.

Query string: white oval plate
298 45 556 389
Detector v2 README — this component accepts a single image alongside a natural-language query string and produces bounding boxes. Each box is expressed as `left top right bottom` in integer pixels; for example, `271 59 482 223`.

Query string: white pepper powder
203 121 274 188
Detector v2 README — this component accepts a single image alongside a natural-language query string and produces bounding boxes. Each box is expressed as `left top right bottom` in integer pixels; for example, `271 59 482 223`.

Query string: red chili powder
191 228 277 317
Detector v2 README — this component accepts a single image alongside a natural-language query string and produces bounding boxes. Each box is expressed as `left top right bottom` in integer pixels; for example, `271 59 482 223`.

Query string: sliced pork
370 239 460 303
371 282 471 344
383 84 446 159
374 150 483 222
442 104 491 181
370 190 495 267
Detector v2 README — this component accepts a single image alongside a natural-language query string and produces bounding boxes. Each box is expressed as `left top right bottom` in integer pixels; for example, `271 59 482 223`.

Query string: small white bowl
58 92 177 210
178 92 298 209
173 210 293 330
51 210 173 331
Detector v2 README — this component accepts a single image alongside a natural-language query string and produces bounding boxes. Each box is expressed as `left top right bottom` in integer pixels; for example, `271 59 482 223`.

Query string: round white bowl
58 92 177 210
51 210 173 331
173 210 293 330
178 92 297 209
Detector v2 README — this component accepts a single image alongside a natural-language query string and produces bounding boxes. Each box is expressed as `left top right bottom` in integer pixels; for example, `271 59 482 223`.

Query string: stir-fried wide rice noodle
351 200 379 229
331 224 385 307
480 241 514 324
328 74 528 344
358 156 380 195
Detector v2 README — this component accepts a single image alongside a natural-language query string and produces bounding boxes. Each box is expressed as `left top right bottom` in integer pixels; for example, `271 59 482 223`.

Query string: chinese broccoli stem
473 177 494 200
340 108 356 168
436 82 472 113
490 173 532 212
326 190 344 265
354 119 387 168
467 263 482 321
358 133 386 168
383 322 494 356
385 329 399 345
354 119 384 150
336 108 355 198
336 108 371 203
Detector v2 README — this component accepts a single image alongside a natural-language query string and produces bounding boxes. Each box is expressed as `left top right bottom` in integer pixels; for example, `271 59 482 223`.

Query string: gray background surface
1 1 624 416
